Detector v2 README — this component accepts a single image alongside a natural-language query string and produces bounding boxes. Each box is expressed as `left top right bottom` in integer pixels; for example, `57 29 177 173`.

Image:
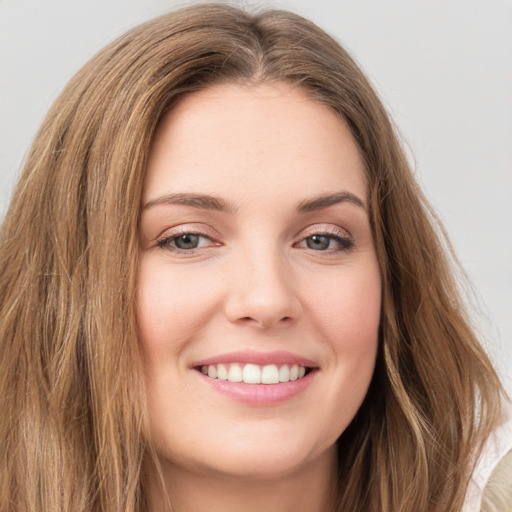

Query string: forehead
144 81 367 205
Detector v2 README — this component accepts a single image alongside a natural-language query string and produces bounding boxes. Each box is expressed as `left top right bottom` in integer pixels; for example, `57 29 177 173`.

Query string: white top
463 401 512 511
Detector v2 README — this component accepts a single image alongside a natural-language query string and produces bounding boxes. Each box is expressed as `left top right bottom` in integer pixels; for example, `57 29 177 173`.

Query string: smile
199 363 309 384
192 351 318 405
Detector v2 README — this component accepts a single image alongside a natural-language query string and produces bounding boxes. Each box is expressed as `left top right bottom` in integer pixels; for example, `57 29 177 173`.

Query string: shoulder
480 447 512 512
464 401 512 512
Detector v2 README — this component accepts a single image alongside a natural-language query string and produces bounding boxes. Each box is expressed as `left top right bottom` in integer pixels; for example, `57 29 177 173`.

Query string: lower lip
196 370 317 406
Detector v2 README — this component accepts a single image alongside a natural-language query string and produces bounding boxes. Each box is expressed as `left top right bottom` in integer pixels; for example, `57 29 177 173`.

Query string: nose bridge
225 238 301 328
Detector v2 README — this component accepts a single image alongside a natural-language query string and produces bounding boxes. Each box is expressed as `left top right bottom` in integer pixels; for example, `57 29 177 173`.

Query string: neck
145 448 338 512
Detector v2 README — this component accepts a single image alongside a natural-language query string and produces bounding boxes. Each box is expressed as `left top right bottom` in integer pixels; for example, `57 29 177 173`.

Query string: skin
137 81 382 512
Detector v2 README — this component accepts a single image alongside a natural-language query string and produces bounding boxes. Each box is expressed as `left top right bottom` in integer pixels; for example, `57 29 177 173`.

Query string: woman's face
137 82 381 480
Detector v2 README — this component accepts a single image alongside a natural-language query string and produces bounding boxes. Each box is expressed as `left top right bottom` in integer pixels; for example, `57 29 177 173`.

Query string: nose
224 246 303 329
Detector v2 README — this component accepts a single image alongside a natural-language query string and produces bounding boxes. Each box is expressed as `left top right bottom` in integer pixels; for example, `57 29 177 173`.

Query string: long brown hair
0 3 502 511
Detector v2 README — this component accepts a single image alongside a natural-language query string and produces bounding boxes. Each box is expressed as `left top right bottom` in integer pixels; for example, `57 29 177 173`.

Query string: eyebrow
296 191 366 212
143 193 237 213
143 190 366 214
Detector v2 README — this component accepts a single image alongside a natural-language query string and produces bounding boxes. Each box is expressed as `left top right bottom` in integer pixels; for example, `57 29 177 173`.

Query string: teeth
217 363 228 381
227 363 243 383
199 363 309 384
261 364 279 384
278 364 290 382
242 363 260 383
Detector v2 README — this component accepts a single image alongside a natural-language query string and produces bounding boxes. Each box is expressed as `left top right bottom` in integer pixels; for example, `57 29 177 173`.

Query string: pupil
307 235 329 250
176 234 199 249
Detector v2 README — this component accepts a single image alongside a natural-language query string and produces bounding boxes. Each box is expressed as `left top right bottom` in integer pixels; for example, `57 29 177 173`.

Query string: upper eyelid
295 232 352 247
156 224 351 238
296 223 351 239
156 231 218 254
158 231 212 242
152 221 353 243
155 224 217 242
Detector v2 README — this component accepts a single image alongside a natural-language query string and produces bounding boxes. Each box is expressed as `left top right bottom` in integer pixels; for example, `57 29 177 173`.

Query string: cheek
304 265 381 411
136 259 221 360
308 263 381 347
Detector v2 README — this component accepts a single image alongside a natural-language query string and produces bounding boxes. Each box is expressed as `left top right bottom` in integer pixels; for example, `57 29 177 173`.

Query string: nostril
236 315 293 328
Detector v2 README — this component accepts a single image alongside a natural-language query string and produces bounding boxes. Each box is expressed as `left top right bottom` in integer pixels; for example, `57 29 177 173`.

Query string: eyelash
156 228 354 254
156 229 216 253
295 231 354 252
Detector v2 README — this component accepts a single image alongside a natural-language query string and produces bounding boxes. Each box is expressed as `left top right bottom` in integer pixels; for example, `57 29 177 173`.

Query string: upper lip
192 350 318 368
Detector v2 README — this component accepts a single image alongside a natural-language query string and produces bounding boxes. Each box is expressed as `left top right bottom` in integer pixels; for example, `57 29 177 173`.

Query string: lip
195 369 317 405
192 350 318 368
191 350 319 406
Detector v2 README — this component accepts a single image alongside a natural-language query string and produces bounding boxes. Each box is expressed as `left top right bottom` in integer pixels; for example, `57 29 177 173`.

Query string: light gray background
1 0 511 391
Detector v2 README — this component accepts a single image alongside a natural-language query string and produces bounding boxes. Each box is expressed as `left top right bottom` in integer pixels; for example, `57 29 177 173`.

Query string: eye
157 232 214 252
306 234 332 251
296 232 353 252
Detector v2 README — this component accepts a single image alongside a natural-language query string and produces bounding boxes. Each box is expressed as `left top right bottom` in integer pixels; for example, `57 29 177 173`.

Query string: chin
161 425 336 482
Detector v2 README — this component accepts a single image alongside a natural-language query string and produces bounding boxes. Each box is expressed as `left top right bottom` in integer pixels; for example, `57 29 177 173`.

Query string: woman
0 3 508 511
